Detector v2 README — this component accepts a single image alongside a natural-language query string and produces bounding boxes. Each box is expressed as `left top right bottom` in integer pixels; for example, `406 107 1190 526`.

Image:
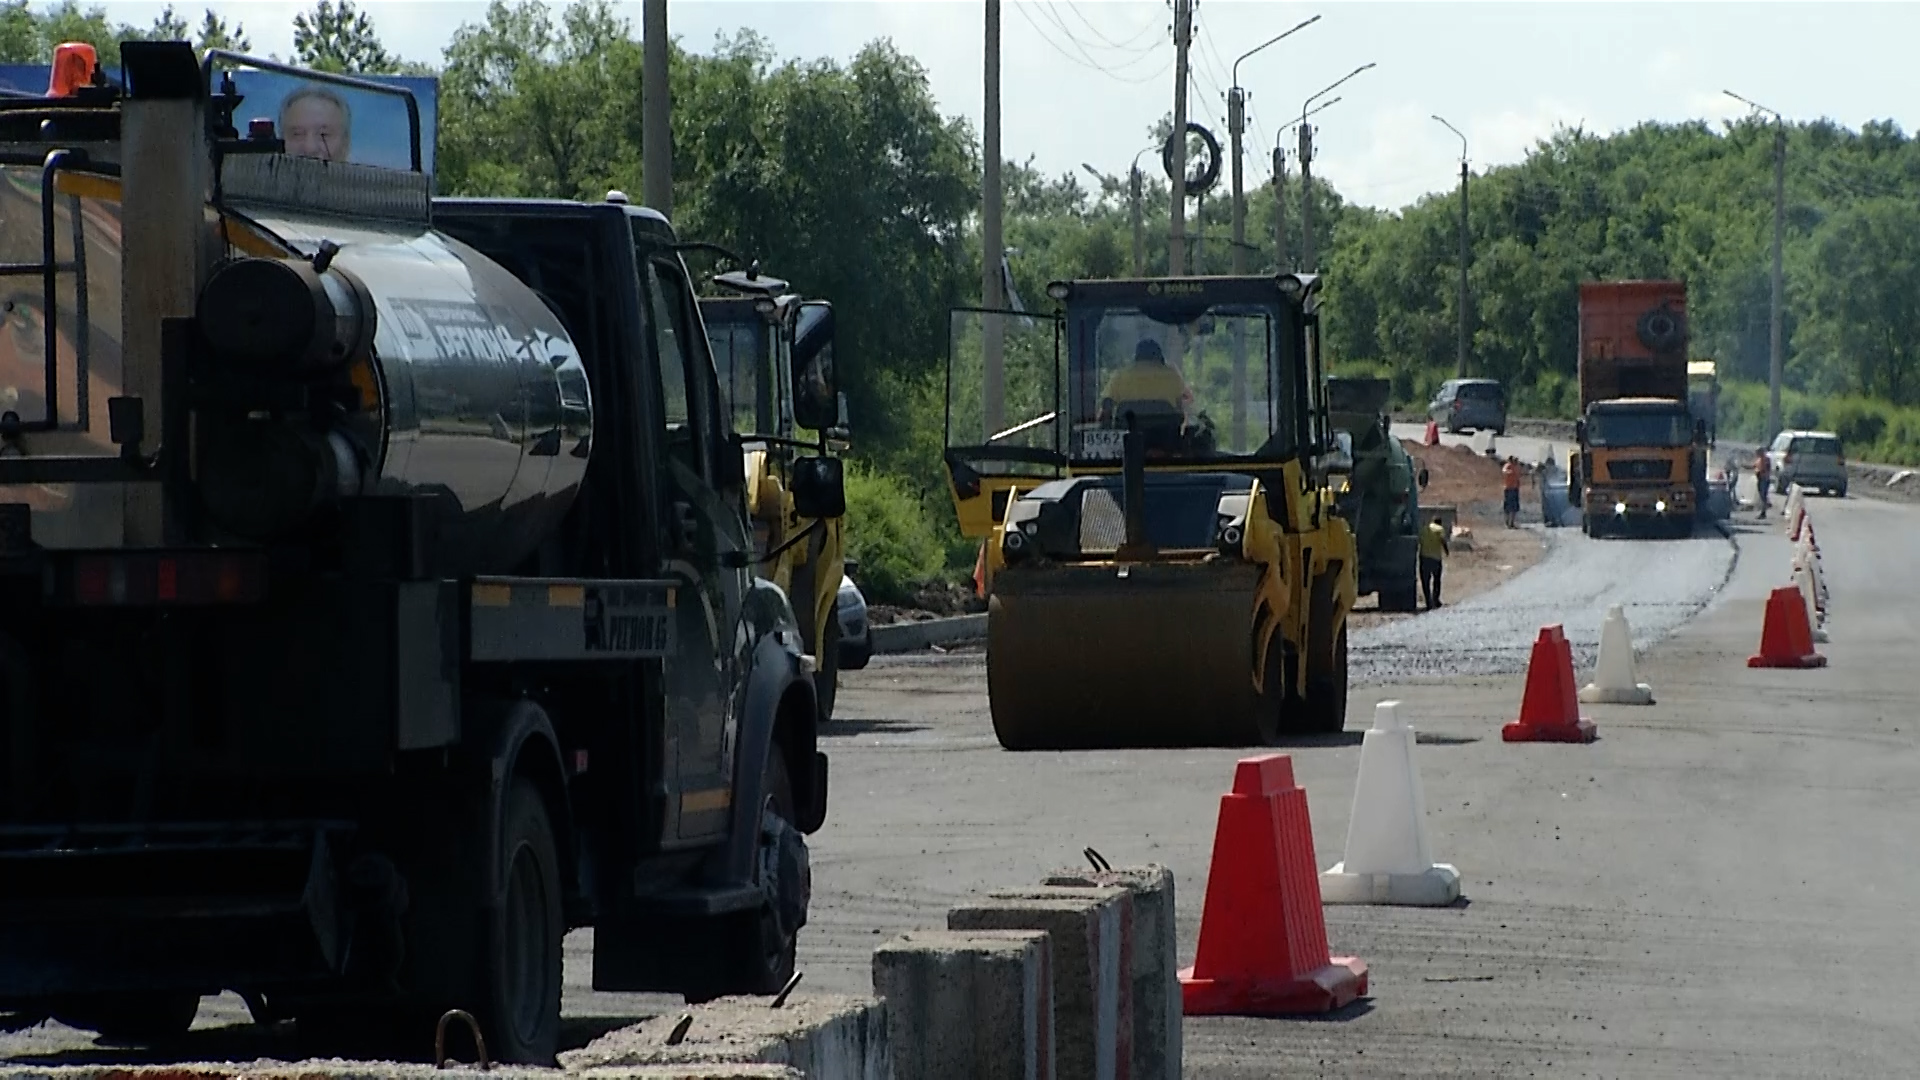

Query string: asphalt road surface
2 474 1907 1077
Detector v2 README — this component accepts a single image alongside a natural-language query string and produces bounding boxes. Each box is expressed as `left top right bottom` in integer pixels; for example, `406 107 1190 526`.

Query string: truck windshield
1588 410 1693 447
1067 302 1294 462
705 314 774 438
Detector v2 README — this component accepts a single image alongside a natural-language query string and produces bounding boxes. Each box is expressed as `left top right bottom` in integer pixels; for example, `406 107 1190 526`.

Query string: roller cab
945 274 1357 750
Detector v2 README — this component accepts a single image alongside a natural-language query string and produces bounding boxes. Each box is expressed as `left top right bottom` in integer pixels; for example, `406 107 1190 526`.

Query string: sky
81 1 1920 211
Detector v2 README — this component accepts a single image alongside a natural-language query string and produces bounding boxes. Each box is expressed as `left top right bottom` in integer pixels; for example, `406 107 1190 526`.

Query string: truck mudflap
0 821 351 1000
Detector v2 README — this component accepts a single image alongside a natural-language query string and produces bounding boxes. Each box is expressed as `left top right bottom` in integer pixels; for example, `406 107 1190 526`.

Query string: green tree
195 9 251 53
293 0 397 73
1792 198 1920 405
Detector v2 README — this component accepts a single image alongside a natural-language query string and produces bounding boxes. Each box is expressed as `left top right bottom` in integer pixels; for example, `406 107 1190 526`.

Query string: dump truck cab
698 270 849 720
944 273 1357 749
1327 375 1420 612
0 44 837 1065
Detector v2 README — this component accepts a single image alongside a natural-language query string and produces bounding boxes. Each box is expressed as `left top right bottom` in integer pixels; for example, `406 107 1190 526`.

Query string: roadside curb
871 614 986 654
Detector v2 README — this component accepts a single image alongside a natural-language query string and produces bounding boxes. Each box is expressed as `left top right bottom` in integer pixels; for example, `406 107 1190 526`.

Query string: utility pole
641 0 670 216
1229 16 1319 276
1168 0 1192 275
1272 146 1287 271
1298 123 1314 272
1434 114 1469 377
1769 123 1785 440
1297 63 1376 274
1725 90 1786 439
1129 164 1144 275
982 0 1004 437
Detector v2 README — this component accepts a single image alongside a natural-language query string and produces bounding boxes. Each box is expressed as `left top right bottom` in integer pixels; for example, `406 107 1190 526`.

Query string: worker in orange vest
1501 456 1523 528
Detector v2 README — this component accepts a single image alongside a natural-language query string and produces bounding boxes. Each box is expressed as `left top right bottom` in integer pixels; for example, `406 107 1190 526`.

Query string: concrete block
559 992 887 1080
18 1060 804 1080
872 928 1054 1080
1041 865 1178 1080
949 885 1131 1080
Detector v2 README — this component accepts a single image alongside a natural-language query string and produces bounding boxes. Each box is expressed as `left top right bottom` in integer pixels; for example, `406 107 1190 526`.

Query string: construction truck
1566 280 1709 538
944 273 1358 750
1327 376 1420 613
0 44 838 1064
700 271 851 719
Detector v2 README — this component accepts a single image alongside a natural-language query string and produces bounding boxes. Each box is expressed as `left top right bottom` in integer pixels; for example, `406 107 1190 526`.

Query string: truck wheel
815 617 841 722
685 749 805 1003
1379 584 1420 613
51 991 199 1045
746 750 802 992
483 779 563 1065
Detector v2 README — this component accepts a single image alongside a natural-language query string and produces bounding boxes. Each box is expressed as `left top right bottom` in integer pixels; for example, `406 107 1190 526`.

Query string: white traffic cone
1787 490 1806 539
1579 604 1655 705
1795 563 1829 642
1320 701 1462 907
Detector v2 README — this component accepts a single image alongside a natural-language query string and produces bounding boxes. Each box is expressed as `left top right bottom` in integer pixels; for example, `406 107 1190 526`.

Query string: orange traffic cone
972 538 988 599
1747 586 1827 669
1180 755 1367 1016
1501 625 1597 743
1423 419 1440 446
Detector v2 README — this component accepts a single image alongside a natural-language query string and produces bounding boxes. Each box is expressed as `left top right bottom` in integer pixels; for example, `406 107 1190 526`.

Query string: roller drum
985 559 1281 750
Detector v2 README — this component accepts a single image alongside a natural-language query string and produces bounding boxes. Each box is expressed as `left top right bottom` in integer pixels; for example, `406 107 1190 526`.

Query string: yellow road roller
944 273 1358 750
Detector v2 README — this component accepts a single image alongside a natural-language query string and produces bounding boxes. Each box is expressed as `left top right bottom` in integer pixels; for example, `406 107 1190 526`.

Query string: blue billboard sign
0 63 438 176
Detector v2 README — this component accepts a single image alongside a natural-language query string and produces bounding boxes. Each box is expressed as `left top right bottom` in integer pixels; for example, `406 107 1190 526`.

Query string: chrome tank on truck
193 217 593 574
0 189 592 575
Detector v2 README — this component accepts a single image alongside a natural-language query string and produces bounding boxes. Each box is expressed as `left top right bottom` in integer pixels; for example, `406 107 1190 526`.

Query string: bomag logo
1145 281 1205 297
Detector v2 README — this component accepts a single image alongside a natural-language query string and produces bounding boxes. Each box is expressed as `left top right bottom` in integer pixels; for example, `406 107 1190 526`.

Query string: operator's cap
1135 339 1165 363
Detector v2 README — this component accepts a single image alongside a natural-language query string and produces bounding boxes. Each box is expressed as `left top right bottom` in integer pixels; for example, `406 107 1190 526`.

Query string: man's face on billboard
282 93 350 162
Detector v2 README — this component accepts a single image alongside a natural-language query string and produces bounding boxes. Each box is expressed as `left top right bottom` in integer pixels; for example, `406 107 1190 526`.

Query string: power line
1009 0 1171 84
1057 0 1165 54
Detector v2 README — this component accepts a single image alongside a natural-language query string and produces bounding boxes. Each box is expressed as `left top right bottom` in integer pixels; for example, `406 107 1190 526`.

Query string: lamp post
1298 62 1375 272
1082 146 1156 276
1433 114 1469 378
1227 15 1320 275
1725 89 1786 442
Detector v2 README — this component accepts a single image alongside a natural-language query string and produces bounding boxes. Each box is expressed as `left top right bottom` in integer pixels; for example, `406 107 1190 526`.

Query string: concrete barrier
559 993 887 1080
873 928 1054 1080
949 886 1131 1080
1040 865 1177 1080
872 614 986 655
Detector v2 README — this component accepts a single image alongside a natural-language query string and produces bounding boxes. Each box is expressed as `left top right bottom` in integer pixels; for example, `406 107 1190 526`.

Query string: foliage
842 464 947 604
293 0 399 73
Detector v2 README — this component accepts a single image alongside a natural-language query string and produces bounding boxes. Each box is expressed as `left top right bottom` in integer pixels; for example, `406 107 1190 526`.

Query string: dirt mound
1405 438 1512 516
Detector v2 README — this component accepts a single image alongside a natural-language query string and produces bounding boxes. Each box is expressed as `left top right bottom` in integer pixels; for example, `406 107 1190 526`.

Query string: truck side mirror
792 301 838 432
1574 420 1587 443
791 455 846 519
1694 418 1707 443
1417 467 1430 491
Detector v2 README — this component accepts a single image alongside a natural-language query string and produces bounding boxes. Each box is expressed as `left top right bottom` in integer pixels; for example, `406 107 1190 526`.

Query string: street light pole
1298 62 1375 273
1433 115 1469 378
1228 16 1320 276
1726 90 1785 441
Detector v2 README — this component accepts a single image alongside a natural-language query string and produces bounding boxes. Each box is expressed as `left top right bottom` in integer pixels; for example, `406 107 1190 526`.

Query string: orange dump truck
1567 281 1709 538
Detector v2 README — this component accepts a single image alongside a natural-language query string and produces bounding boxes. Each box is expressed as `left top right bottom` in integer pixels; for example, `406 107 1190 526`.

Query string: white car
836 573 871 671
1765 430 1848 497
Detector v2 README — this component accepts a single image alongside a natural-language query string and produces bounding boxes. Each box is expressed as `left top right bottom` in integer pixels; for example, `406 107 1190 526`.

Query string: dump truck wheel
482 778 563 1065
1379 584 1420 613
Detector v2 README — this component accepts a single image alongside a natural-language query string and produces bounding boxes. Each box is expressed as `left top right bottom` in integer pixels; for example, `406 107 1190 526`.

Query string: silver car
1766 430 1848 497
1428 378 1508 435
836 572 871 671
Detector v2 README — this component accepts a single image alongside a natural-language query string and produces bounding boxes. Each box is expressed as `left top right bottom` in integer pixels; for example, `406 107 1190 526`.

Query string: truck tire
483 778 563 1065
684 749 804 1003
1379 583 1420 613
50 991 199 1045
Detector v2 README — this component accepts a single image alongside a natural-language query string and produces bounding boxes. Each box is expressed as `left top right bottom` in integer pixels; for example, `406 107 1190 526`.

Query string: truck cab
697 270 850 719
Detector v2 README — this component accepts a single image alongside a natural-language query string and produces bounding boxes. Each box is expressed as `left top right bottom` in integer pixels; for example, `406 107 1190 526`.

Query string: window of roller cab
703 306 779 444
1063 284 1302 472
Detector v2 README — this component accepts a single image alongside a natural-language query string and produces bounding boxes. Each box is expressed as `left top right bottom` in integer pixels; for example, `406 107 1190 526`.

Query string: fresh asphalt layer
2 481 1910 1078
